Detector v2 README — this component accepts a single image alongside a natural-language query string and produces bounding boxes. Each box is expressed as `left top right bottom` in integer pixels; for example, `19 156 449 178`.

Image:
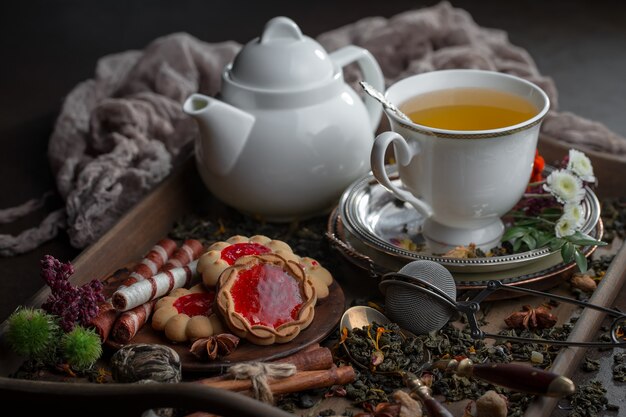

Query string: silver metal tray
337 168 601 274
327 208 603 295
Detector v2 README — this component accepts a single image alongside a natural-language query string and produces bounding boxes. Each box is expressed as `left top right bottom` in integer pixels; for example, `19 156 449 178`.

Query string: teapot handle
330 46 384 132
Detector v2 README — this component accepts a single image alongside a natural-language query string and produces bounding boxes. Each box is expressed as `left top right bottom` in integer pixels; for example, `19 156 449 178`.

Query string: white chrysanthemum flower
563 203 585 229
543 169 585 204
567 149 596 183
555 214 577 238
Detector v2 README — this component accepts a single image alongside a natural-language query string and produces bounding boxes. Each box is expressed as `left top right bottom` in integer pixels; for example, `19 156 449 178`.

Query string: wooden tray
1 140 625 417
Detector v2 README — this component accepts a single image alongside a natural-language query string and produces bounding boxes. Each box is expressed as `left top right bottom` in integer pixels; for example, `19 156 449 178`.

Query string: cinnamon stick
196 365 355 396
271 346 334 371
197 345 333 385
89 238 177 340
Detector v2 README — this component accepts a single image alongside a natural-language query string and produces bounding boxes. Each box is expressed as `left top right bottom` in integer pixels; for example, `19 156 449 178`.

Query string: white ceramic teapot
183 16 383 221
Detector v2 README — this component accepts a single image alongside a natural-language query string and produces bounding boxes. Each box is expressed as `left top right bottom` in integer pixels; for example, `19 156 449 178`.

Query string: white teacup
371 69 550 251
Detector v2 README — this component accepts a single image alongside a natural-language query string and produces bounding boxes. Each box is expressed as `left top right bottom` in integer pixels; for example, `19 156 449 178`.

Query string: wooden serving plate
105 275 345 372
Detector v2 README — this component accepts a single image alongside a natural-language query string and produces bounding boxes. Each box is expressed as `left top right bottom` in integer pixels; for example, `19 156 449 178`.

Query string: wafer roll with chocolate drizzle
89 238 177 341
111 300 158 343
111 240 204 342
124 238 179 287
163 239 204 270
112 239 204 312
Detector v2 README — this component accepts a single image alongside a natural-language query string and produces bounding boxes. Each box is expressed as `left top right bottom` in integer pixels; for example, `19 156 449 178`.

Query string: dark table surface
1 1 625 415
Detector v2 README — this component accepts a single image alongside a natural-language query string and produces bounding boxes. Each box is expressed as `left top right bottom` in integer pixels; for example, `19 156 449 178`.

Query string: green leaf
541 207 563 216
514 219 542 227
550 238 565 251
573 248 588 273
502 227 529 242
521 234 537 250
535 232 555 248
561 242 575 263
513 238 523 252
565 231 608 247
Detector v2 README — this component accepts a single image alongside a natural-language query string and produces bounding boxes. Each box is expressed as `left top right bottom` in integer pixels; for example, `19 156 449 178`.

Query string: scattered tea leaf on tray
600 198 626 241
566 380 613 417
170 212 341 272
613 352 626 382
581 356 600 372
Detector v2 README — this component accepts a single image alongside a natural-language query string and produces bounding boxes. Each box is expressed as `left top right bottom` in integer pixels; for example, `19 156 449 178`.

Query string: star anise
504 304 557 330
190 333 240 360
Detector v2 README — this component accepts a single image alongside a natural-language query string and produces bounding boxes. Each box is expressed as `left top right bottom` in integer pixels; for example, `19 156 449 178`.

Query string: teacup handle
329 46 384 131
371 131 434 218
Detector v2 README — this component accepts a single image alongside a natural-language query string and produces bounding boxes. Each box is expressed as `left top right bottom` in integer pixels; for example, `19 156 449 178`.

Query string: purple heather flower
40 255 105 332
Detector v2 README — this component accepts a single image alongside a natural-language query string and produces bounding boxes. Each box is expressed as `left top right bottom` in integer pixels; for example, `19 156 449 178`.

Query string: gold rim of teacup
394 115 546 140
383 69 551 140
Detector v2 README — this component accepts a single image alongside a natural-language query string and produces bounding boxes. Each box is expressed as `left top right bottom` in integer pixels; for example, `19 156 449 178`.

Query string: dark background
0 1 625 412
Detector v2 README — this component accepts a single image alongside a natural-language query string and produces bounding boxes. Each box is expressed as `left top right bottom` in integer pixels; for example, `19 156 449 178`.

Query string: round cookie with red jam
299 257 333 299
216 253 316 345
198 235 297 288
151 284 224 343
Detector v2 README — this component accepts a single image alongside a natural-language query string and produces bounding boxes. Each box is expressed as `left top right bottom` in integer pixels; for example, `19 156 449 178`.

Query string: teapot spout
183 93 255 176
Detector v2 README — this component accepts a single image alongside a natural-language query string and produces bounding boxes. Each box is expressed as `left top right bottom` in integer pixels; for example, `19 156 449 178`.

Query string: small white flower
567 149 596 183
543 169 585 204
555 214 577 238
563 203 585 229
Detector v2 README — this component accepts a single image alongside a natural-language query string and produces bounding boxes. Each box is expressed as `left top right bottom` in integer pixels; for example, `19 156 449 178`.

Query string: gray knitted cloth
1 1 624 256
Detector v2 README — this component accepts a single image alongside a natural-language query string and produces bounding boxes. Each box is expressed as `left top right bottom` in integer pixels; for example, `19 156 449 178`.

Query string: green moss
6 308 59 360
61 326 102 371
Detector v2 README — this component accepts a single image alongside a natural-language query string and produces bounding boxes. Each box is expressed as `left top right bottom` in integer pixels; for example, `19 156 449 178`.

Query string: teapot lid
228 17 335 90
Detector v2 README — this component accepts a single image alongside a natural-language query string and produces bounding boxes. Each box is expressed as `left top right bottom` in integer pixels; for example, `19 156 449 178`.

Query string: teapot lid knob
226 16 334 91
261 17 303 43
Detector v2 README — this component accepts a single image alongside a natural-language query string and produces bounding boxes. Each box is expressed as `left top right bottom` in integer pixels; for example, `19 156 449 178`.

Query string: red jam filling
173 292 215 316
221 242 271 265
230 264 303 328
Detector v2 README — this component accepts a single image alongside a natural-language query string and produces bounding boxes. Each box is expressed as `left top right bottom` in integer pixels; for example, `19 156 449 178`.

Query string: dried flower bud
111 343 181 383
371 349 384 367
530 351 544 364
571 273 597 293
443 243 479 259
476 390 508 417
392 390 423 417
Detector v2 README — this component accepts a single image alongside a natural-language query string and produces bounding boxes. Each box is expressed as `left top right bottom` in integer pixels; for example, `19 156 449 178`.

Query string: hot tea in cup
401 87 539 130
370 69 550 251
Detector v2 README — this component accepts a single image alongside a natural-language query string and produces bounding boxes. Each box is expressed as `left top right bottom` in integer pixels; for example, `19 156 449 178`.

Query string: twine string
228 362 297 404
